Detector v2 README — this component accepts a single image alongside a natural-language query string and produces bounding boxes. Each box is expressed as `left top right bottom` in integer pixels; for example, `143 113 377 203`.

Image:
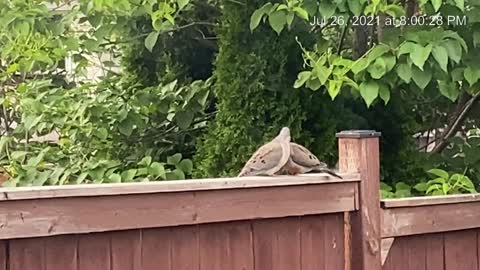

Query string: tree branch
432 91 480 153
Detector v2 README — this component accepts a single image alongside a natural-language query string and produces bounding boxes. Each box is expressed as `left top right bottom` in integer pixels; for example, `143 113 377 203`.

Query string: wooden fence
0 130 477 270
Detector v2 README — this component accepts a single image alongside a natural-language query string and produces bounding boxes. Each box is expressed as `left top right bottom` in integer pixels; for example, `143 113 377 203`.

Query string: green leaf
177 0 189 9
177 159 193 174
319 1 336 18
108 173 122 183
173 168 186 179
347 0 363 15
293 7 309 20
167 153 182 165
383 55 396 72
368 44 391 61
144 32 159 52
351 58 369 74
268 10 287 35
294 71 311 88
409 44 432 71
315 65 331 85
327 79 342 99
33 171 51 186
23 115 42 131
118 118 134 136
138 156 152 166
379 83 390 104
359 81 379 107
428 168 449 179
121 169 137 182
368 58 387 79
149 162 166 178
432 46 449 72
93 127 108 140
412 66 432 90
11 151 28 162
437 80 459 102
76 172 89 184
414 182 428 192
380 182 393 192
454 0 464 11
250 6 266 31
397 42 416 56
286 12 294 27
441 40 462 64
431 0 442 11
396 63 412 83
175 110 194 130
464 66 480 86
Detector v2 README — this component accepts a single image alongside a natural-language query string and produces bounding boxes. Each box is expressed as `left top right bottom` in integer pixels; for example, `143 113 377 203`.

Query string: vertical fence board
382 237 407 270
111 230 142 270
425 234 444 270
141 228 172 270
77 233 111 270
198 221 253 270
301 214 344 270
45 235 78 270
444 230 478 270
253 217 301 270
406 236 426 270
9 238 45 270
0 241 6 270
171 225 199 270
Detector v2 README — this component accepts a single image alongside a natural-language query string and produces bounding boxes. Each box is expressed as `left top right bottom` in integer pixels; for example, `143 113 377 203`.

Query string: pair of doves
238 127 342 178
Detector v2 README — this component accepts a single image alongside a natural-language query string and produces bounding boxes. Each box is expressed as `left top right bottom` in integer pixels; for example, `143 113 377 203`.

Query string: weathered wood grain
382 201 480 237
9 238 46 270
45 235 78 270
0 182 356 240
382 193 480 208
444 230 478 270
77 233 111 270
0 173 360 201
337 130 381 270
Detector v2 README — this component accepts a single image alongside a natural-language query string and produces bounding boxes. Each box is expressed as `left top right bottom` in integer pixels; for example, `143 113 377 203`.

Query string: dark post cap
336 130 381 138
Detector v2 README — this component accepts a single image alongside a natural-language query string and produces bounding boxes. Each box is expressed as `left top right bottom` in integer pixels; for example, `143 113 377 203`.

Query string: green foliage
417 168 476 195
0 0 215 186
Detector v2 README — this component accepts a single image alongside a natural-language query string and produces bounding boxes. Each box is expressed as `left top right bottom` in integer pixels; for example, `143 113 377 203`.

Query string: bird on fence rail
237 127 291 177
279 142 343 179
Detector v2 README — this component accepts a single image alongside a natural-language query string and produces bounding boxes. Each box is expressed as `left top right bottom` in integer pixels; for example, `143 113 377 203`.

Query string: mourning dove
237 127 291 177
279 142 342 178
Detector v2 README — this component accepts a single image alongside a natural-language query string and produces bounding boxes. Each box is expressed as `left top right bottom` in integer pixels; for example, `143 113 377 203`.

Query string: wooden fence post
336 130 381 270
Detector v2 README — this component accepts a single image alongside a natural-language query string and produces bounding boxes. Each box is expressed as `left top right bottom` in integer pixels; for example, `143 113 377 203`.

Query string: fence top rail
0 172 360 201
381 193 480 208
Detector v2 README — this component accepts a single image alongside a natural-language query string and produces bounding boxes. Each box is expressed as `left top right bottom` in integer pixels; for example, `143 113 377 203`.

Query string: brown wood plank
141 228 172 270
444 230 478 270
382 193 480 208
0 173 360 201
111 230 142 270
301 214 344 270
382 236 407 270
198 221 253 270
380 238 394 266
9 238 46 270
171 225 199 270
0 182 356 240
252 217 301 270
77 233 111 270
0 241 6 270
405 235 427 270
45 235 78 270
425 234 444 270
382 201 480 237
337 131 382 270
